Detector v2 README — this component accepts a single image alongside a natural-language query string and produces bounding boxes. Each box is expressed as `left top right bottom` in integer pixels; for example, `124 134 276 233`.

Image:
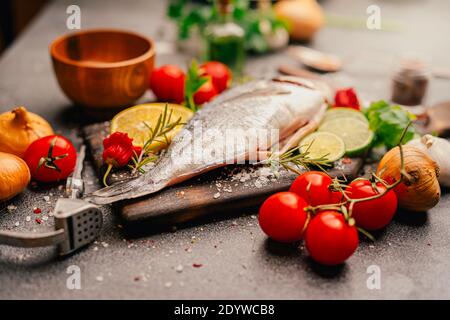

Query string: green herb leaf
366 100 416 149
184 60 208 112
166 0 288 53
167 0 186 19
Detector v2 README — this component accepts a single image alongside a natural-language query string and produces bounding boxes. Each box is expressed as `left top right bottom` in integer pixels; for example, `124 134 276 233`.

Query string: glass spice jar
391 57 431 106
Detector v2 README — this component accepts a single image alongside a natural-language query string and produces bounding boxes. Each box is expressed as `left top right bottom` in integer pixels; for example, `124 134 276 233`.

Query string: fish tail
85 175 168 205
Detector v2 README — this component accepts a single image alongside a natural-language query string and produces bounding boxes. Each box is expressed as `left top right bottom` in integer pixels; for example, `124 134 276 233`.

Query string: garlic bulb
408 134 450 187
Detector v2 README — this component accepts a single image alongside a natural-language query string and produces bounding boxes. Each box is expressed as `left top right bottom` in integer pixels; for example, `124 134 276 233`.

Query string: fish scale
87 76 328 205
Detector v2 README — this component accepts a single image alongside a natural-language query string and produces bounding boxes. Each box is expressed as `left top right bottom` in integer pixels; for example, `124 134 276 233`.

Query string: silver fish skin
87 76 328 205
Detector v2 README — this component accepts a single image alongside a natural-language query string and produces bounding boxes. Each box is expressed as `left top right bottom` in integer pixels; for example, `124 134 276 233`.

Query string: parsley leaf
366 100 416 149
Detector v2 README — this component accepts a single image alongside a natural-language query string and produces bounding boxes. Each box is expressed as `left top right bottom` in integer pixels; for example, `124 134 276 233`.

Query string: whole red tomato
200 61 232 93
258 192 309 243
24 135 77 183
305 210 359 265
193 78 218 105
347 179 398 230
150 65 185 103
334 88 360 110
289 171 342 207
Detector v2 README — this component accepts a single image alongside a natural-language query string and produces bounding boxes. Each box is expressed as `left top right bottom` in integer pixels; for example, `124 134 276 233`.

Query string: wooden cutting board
83 122 364 227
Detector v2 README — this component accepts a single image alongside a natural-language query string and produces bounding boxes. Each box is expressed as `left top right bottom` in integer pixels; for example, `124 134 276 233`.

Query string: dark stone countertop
1 0 450 299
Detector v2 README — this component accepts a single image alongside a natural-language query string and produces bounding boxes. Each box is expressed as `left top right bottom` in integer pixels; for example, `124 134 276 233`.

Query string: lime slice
318 118 374 157
111 103 194 151
299 132 345 163
323 107 368 125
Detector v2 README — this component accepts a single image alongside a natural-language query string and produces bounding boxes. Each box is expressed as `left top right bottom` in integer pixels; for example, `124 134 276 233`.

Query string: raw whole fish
87 76 329 205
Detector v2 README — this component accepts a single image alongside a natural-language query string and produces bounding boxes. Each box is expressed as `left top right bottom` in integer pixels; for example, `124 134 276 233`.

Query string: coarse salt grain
175 265 183 273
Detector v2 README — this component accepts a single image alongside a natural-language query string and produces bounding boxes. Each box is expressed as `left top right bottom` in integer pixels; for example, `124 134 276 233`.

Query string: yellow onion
274 0 324 41
0 106 54 157
377 145 440 212
0 152 30 202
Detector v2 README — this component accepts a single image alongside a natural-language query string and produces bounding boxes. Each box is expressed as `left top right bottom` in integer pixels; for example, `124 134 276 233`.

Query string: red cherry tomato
333 88 360 110
347 179 398 230
289 171 342 207
150 65 185 103
200 61 232 93
24 135 77 183
258 192 309 243
193 78 218 105
305 210 359 265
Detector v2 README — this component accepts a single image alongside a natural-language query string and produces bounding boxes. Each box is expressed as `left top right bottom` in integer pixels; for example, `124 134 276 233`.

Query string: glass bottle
204 0 246 75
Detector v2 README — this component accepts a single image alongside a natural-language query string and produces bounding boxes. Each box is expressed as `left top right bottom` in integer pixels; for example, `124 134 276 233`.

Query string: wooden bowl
50 29 155 109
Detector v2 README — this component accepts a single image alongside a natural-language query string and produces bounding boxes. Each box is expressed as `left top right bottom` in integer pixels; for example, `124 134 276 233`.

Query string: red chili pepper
33 208 42 214
193 263 203 268
35 218 42 224
334 88 360 110
102 132 139 186
103 132 135 167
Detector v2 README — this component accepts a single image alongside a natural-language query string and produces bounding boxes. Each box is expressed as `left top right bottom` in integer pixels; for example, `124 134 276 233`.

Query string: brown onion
0 106 54 157
377 145 440 212
274 0 324 41
0 152 30 202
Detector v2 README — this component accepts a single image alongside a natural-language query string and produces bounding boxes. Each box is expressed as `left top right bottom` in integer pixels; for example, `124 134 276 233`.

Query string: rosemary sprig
267 143 332 175
130 104 184 175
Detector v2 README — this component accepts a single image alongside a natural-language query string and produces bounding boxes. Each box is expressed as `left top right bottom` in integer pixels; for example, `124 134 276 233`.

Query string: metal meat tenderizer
0 145 103 256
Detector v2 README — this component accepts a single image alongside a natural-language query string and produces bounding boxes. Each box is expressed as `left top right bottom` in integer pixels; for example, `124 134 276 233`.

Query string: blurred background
0 0 48 54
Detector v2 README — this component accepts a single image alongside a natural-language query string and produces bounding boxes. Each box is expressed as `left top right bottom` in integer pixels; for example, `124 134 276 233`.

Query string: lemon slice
318 118 374 157
299 132 345 163
323 107 368 125
111 103 194 151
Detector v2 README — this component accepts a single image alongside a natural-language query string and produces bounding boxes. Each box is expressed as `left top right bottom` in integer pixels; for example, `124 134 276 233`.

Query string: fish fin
84 175 168 205
278 102 328 154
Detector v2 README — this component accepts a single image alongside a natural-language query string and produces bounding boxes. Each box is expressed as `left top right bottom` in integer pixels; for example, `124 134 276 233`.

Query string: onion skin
0 106 54 158
377 145 440 212
0 152 30 202
274 0 324 41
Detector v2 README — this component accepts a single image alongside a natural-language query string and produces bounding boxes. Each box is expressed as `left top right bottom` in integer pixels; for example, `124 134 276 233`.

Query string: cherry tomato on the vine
347 179 398 230
305 210 359 265
24 135 77 183
289 171 342 207
150 65 185 104
200 61 232 93
258 192 309 243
